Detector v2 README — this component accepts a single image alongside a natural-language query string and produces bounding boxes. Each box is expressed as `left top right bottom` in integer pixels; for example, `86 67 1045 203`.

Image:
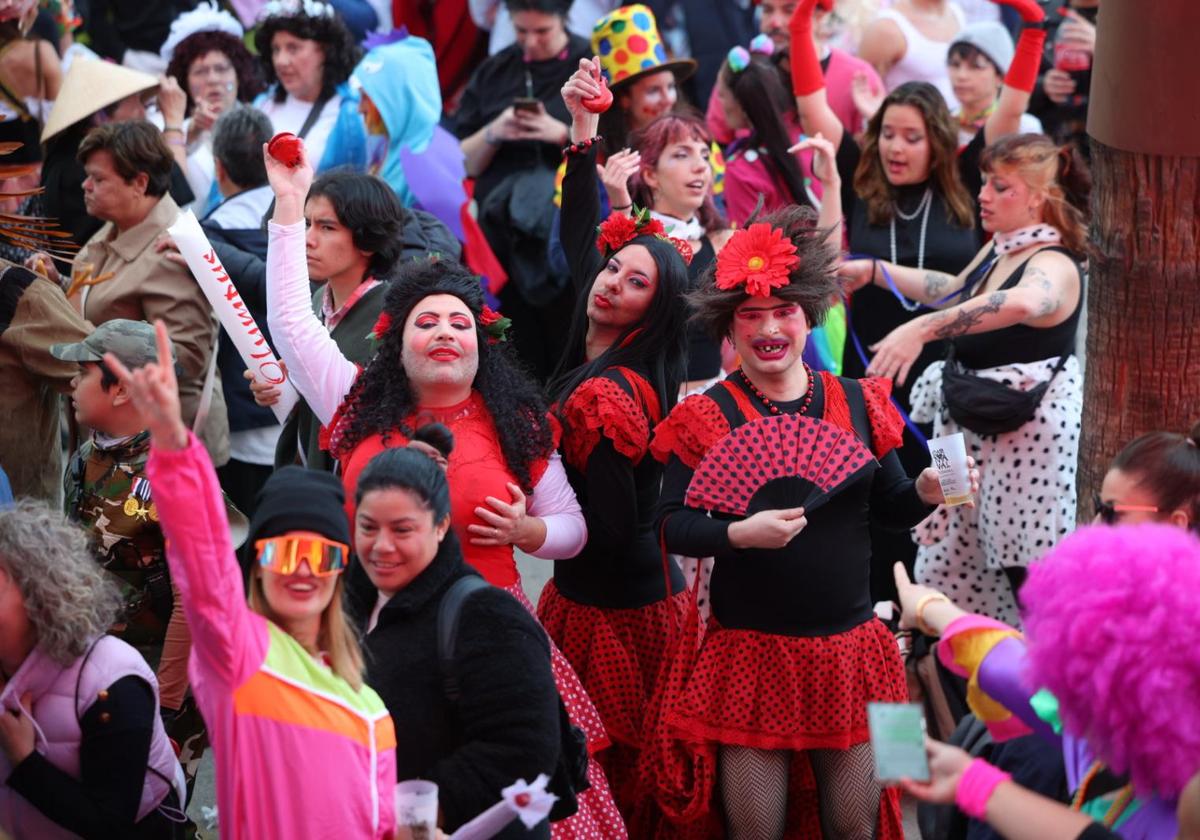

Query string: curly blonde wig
0 498 122 665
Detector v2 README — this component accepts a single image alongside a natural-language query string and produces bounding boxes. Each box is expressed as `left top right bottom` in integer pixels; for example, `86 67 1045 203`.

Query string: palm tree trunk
1077 141 1200 518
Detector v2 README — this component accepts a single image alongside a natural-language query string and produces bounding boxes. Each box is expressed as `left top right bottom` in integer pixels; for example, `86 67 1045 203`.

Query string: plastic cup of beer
927 433 972 506
395 780 438 840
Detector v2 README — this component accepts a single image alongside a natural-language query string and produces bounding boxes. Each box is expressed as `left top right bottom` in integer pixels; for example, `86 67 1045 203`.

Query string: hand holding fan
685 415 876 517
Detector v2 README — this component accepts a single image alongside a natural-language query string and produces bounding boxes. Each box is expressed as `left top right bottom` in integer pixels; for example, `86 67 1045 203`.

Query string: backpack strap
437 575 491 703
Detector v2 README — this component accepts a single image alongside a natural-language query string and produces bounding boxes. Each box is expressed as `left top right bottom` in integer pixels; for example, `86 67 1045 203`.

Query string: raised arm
865 249 1078 384
263 140 358 425
110 322 264 688
790 0 846 150
559 57 608 289
789 132 844 249
983 0 1048 144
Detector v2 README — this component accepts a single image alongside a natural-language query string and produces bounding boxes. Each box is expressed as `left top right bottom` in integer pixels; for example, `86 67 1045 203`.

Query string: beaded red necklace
737 364 815 417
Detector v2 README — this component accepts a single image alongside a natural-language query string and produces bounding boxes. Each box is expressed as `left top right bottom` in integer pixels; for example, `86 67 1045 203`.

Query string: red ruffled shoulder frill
560 371 659 472
529 411 562 487
649 393 731 470
858 376 906 459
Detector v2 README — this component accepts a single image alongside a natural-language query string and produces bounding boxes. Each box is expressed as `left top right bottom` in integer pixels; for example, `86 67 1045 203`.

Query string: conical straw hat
41 59 159 143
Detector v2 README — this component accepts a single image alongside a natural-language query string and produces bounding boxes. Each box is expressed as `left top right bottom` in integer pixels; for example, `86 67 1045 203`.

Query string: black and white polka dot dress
908 355 1083 627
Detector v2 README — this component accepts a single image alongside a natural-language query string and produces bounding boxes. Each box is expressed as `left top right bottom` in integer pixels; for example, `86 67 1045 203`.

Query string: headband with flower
367 305 512 345
714 223 799 297
595 206 695 266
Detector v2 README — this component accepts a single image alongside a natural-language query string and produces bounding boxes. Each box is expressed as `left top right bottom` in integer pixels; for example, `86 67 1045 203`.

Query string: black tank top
952 246 1083 369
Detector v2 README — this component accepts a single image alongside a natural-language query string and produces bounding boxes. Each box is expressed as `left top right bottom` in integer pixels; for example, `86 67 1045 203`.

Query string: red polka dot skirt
503 583 628 840
538 580 690 822
668 618 907 752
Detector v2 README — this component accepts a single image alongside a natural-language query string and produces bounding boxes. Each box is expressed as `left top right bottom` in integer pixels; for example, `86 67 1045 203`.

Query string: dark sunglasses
1092 492 1158 525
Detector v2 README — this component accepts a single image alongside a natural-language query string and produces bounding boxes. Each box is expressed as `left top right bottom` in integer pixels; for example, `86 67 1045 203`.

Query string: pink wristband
955 758 1012 821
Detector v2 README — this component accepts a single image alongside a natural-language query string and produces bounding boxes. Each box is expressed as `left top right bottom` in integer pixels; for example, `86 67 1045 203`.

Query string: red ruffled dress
536 366 690 832
645 371 931 839
325 391 627 840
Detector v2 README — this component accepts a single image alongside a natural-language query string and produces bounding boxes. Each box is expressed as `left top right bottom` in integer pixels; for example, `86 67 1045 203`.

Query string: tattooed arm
838 244 993 306
865 250 1080 384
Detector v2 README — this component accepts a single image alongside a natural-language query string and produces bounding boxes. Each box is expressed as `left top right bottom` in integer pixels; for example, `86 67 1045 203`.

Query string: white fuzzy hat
160 1 245 64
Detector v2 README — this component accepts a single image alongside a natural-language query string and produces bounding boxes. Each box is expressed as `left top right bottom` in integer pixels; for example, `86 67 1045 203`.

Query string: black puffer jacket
346 537 559 838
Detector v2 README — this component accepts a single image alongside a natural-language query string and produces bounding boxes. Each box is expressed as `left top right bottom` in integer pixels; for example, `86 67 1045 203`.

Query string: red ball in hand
581 63 613 114
267 132 303 168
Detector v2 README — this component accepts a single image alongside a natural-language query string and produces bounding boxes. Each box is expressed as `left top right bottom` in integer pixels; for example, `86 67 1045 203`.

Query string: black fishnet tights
719 743 881 839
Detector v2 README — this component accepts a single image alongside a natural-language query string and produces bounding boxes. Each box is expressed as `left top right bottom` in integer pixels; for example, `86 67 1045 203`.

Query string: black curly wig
688 205 840 340
167 30 266 116
253 7 363 103
329 259 556 493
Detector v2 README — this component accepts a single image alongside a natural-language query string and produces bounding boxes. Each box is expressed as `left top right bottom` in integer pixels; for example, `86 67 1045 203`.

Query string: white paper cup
927 432 971 506
395 780 438 840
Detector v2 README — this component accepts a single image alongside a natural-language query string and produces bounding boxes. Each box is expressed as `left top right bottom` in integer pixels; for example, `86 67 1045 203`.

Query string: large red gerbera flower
715 223 799 297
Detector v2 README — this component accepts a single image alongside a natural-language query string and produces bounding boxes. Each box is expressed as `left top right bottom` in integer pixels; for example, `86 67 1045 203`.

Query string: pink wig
1021 523 1200 797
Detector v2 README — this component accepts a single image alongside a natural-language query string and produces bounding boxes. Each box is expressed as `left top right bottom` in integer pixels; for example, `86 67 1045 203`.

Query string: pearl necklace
738 365 816 417
890 186 933 272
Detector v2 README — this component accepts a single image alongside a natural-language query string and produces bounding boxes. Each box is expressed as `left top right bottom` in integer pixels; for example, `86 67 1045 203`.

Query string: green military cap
50 319 175 370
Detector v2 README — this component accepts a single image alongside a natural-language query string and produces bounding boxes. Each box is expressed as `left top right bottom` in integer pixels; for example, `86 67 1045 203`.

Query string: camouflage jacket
65 431 171 645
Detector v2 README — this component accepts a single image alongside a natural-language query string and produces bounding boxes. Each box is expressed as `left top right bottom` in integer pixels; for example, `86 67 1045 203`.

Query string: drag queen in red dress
263 140 626 839
649 207 971 839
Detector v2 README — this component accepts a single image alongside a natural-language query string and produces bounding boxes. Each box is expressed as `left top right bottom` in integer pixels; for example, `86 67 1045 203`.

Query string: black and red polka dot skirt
538 580 690 822
667 617 907 751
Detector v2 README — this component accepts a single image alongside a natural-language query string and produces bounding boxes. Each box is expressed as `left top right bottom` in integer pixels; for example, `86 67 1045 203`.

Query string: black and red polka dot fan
685 415 877 517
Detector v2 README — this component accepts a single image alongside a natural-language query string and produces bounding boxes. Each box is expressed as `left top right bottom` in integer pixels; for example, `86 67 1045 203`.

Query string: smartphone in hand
513 97 541 115
868 702 930 783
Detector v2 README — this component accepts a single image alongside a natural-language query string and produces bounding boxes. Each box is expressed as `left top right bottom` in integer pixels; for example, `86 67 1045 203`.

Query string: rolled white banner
167 209 298 425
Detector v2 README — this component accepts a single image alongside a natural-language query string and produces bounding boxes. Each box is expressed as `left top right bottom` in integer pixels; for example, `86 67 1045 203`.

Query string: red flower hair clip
480 305 512 345
715 223 799 297
367 311 392 342
595 206 665 258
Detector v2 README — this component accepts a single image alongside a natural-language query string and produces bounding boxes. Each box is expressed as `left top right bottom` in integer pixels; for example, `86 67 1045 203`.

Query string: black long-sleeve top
554 143 685 608
553 366 686 609
656 374 933 637
7 675 175 839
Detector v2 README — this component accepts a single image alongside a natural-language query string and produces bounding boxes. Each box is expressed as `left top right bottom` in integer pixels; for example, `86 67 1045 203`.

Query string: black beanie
241 466 352 579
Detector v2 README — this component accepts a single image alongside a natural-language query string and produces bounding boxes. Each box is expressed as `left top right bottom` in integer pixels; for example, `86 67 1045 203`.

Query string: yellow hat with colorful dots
591 5 696 89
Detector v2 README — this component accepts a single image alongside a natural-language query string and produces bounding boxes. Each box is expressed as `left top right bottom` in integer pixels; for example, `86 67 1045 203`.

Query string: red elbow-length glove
788 0 832 97
993 0 1048 92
